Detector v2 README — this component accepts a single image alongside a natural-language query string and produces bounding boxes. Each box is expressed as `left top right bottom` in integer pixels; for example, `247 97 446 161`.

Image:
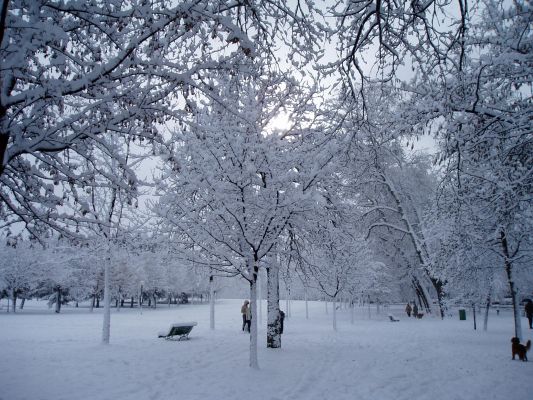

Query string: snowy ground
0 299 532 400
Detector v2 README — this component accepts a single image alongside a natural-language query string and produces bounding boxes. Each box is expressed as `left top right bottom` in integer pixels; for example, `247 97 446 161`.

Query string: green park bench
158 322 198 341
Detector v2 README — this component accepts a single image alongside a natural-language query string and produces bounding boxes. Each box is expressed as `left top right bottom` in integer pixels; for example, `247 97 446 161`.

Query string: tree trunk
209 274 215 330
11 289 17 313
102 261 111 345
55 287 61 313
257 271 262 325
96 295 100 308
139 285 143 315
249 264 259 369
472 303 477 330
267 266 281 349
501 230 523 340
332 297 337 331
287 287 291 318
412 277 431 314
305 288 309 320
20 297 25 310
350 297 355 324
483 293 491 331
382 173 444 317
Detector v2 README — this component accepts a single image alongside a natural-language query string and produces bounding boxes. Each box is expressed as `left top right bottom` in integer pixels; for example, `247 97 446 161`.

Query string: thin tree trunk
11 289 17 313
267 266 281 349
209 274 215 330
350 297 355 324
55 287 61 313
305 288 309 320
483 294 491 331
472 303 477 330
332 297 337 331
287 287 291 318
501 230 523 340
249 264 259 369
102 262 111 345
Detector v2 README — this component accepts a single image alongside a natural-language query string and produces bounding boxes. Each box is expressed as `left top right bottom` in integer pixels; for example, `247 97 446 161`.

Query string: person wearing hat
241 300 251 332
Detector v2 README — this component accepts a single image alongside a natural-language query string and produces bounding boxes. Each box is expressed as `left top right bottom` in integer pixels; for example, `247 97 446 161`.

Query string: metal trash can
459 309 466 320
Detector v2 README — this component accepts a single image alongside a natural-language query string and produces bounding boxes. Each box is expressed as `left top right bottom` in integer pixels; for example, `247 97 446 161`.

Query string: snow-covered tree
153 62 333 366
0 241 46 311
0 0 322 239
397 0 533 338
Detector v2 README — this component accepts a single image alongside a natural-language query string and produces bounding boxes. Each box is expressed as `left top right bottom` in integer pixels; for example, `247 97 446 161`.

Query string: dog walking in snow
511 337 531 361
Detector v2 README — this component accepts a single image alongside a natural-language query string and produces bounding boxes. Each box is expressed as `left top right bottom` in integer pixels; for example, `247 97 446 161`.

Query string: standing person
241 300 250 332
525 299 533 329
413 303 419 319
279 310 286 334
405 303 412 318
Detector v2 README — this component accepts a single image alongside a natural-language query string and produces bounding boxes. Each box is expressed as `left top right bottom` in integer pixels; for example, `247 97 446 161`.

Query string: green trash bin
459 309 466 320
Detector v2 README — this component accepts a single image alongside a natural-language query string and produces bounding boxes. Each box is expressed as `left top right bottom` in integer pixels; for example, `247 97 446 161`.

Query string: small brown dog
511 337 531 361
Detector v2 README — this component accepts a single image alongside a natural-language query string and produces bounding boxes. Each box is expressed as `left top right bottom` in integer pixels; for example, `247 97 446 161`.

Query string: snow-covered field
0 299 532 400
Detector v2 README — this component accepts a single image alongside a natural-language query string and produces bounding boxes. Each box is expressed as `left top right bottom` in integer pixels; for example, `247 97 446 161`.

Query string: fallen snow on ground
0 300 532 400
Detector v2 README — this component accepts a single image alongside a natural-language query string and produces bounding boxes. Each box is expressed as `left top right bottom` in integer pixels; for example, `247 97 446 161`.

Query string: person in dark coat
241 300 251 332
279 310 285 334
405 303 412 317
412 303 419 318
525 299 533 329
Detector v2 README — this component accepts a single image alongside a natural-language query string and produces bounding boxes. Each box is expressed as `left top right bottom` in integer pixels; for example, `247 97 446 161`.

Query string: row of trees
0 0 531 368
0 240 211 313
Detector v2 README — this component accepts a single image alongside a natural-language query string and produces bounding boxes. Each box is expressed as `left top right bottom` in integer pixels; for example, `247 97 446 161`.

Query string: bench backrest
169 325 193 336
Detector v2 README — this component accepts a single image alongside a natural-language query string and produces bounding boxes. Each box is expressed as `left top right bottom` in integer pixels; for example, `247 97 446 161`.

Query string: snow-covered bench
388 315 400 322
158 322 197 341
